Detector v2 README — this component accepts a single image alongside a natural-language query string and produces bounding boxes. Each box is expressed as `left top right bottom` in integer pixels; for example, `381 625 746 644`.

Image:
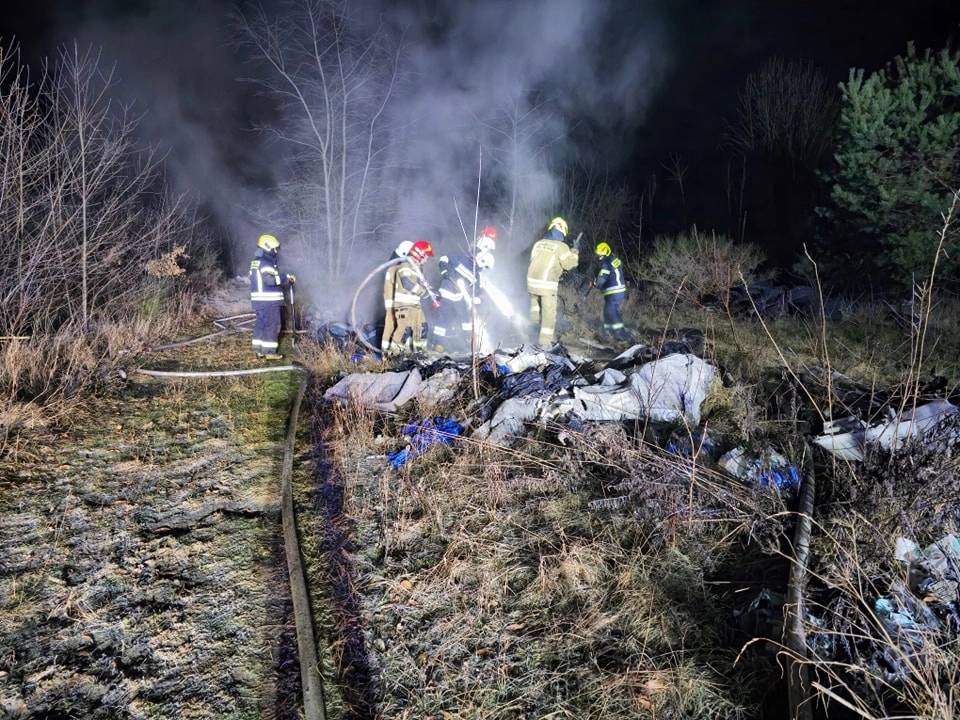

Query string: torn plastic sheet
895 533 960 603
323 368 422 412
873 583 943 682
473 353 719 445
500 363 575 399
387 417 464 467
813 398 959 461
569 353 717 425
472 397 542 445
492 347 576 374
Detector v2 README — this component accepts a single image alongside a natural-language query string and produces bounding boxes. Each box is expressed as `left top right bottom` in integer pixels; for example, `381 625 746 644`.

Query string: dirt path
0 378 304 719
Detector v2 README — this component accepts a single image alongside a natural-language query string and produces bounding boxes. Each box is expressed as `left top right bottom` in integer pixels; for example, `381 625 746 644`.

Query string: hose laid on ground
133 359 327 720
135 366 301 378
279 366 327 720
145 312 255 352
785 443 815 720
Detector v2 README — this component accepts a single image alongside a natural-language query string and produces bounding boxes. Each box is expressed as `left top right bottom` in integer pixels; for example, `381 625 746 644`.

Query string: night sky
641 1 958 178
1 0 958 269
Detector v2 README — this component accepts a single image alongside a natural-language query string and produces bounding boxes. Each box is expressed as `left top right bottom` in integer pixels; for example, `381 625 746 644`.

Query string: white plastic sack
571 353 717 424
814 399 959 460
323 369 422 412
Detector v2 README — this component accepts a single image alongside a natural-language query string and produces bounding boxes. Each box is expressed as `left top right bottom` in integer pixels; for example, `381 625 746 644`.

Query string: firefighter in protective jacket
526 216 579 346
593 242 630 340
431 226 497 353
381 240 436 355
249 234 295 360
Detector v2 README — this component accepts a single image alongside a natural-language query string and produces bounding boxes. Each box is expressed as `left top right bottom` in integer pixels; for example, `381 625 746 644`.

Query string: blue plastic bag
387 416 464 467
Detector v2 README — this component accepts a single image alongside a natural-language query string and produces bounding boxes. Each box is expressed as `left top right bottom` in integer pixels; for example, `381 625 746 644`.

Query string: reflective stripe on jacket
384 259 428 308
527 238 578 292
596 255 627 296
250 250 289 305
438 253 481 303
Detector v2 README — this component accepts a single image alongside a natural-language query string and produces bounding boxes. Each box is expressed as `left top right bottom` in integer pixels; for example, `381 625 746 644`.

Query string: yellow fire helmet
548 216 568 237
258 234 280 251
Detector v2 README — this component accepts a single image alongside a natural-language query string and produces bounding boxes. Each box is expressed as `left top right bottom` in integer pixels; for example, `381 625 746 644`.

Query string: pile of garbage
320 333 960 696
322 340 807 492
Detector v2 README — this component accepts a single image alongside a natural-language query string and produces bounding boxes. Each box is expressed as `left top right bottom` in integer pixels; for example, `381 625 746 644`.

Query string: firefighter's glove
432 295 441 309
287 274 296 285
571 237 581 252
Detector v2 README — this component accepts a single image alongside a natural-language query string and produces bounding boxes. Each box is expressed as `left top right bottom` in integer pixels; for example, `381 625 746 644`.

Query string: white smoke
39 0 670 330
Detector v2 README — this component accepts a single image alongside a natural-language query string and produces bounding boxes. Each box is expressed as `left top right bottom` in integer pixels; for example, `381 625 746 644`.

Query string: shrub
636 228 766 309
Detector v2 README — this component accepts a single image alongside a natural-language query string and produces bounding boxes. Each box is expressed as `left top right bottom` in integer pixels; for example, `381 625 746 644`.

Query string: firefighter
381 239 437 355
390 240 413 260
526 216 579 346
249 234 295 360
431 226 497 352
432 249 495 353
593 242 630 341
476 225 497 255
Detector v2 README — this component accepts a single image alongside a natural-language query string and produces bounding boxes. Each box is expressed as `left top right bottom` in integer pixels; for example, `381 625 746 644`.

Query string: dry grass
294 229 960 719
302 376 788 718
7 255 960 720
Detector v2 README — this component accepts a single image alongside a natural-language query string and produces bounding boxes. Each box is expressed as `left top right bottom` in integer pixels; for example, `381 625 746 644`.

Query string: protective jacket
382 257 432 354
384 259 430 310
595 255 627 296
437 253 482 303
249 249 292 307
526 236 579 293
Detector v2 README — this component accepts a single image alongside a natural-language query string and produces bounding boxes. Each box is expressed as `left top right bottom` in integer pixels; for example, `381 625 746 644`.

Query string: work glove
571 238 581 252
432 294 441 309
287 274 296 285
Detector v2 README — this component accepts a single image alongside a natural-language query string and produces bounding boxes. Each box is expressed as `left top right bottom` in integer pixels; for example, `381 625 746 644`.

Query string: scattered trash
665 428 720 459
500 364 574 399
386 417 464 467
704 280 843 323
731 587 785 642
718 446 801 491
872 583 942 682
813 399 959 461
315 320 380 352
894 533 960 603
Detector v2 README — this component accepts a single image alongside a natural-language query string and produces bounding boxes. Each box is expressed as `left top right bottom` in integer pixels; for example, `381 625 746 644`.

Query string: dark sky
633 0 958 178
0 0 957 248
4 0 955 161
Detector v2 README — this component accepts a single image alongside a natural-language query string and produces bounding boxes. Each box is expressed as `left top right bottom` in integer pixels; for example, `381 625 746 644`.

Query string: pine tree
819 43 960 288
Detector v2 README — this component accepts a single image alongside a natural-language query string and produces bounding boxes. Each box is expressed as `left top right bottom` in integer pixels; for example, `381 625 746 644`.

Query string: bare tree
723 57 839 170
0 42 195 338
721 57 840 269
474 90 569 251
560 153 634 249
236 0 404 280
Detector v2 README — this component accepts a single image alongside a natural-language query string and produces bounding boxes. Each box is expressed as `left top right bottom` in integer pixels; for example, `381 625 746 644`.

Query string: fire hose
350 256 440 356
